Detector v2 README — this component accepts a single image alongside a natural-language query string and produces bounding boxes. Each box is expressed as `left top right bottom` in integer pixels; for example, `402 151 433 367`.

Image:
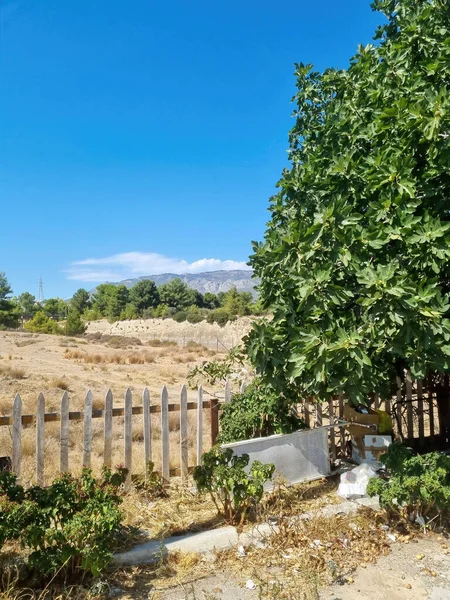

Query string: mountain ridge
90 270 259 297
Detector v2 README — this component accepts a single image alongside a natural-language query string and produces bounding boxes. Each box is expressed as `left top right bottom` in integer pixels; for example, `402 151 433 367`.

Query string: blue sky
0 0 383 298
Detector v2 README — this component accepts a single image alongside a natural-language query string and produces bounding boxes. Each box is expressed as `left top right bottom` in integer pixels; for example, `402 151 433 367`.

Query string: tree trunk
434 373 450 446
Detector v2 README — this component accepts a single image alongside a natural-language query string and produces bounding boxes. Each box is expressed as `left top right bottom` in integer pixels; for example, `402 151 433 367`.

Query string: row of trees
0 273 85 335
80 278 261 325
0 272 261 334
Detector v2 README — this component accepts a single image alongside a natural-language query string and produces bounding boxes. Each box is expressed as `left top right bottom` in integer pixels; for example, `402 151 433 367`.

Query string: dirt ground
0 329 234 485
115 535 450 600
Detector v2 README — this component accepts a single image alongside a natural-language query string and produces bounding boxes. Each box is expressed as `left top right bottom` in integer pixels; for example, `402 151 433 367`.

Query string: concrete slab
113 526 238 567
113 497 380 567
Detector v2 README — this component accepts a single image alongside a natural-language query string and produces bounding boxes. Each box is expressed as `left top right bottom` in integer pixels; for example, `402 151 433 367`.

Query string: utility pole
38 277 44 303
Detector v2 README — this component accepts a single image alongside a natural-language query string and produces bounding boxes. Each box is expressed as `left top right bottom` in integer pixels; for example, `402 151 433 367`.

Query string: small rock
406 584 412 590
246 579 257 590
202 551 217 563
348 577 354 584
416 554 425 560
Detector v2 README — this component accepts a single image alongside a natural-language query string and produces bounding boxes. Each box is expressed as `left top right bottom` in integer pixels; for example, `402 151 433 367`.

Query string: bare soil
0 329 229 485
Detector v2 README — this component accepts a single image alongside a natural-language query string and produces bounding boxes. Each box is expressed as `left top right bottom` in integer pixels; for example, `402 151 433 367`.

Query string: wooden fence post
304 401 311 429
161 386 170 480
124 388 132 490
36 393 45 486
82 390 93 468
428 374 436 442
104 389 113 469
12 394 22 480
224 379 232 404
417 380 424 446
328 397 336 462
180 385 188 483
316 401 323 428
338 392 346 458
143 387 152 478
210 398 219 446
239 382 247 394
405 371 414 440
60 391 69 473
197 386 203 466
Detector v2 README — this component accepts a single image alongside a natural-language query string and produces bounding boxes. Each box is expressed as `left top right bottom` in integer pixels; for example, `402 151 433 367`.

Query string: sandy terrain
86 316 256 350
0 329 234 486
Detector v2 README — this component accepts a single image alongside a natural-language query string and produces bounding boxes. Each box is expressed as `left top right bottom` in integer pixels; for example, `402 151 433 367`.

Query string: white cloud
66 252 251 282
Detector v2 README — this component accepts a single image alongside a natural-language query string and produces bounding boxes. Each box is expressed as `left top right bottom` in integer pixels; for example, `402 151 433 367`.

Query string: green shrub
65 309 86 335
193 447 274 525
367 443 450 519
131 461 168 499
218 378 305 444
119 303 138 320
24 311 61 334
153 304 170 318
186 310 205 324
187 346 245 388
172 310 188 323
82 307 102 321
0 467 127 579
206 309 235 327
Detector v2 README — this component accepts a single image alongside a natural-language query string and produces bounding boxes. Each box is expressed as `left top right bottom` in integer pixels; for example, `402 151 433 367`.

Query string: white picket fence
1 384 226 489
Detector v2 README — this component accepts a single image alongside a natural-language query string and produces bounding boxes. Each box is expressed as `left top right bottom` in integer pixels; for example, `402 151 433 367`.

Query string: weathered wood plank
180 385 188 483
224 379 232 404
36 393 45 486
197 386 203 466
396 376 403 438
210 398 219 445
338 393 346 458
373 394 380 411
124 388 132 490
304 401 311 429
417 380 424 445
82 390 93 468
328 398 336 462
405 371 414 440
143 388 152 476
0 401 213 427
428 375 435 441
60 391 69 473
104 389 113 469
316 402 323 428
161 386 170 481
12 394 22 480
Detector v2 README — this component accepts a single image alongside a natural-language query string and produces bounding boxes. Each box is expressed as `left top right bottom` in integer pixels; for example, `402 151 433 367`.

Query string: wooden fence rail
2 385 218 487
300 374 441 461
1 373 440 484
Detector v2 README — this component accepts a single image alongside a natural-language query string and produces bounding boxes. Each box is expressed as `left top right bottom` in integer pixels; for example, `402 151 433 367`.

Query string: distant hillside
90 270 259 298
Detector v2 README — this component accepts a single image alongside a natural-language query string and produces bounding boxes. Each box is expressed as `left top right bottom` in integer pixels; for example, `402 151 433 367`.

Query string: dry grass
147 339 177 347
14 340 38 348
0 365 26 379
49 377 70 391
0 569 90 600
217 507 394 598
64 350 156 365
173 354 193 364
